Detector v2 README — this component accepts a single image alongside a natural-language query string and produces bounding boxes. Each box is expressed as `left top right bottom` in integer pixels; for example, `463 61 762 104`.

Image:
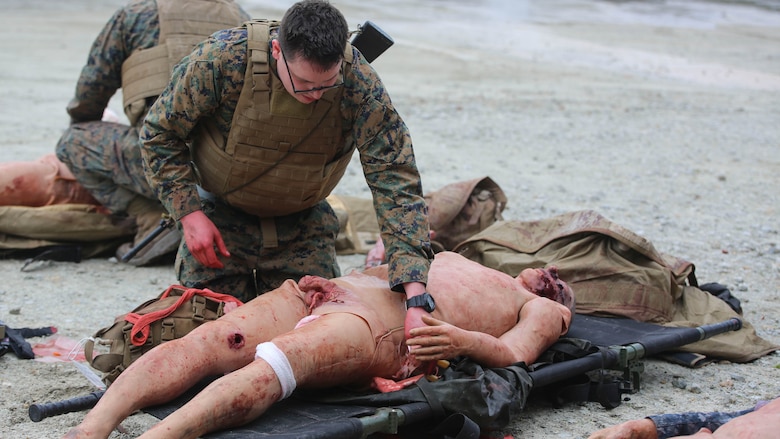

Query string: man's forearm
650 409 748 438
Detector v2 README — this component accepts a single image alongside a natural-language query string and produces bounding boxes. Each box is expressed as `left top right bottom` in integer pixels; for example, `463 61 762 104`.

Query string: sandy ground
1 0 779 438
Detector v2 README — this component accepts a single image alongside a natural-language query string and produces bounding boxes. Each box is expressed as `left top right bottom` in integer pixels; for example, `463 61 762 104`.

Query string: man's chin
295 95 316 104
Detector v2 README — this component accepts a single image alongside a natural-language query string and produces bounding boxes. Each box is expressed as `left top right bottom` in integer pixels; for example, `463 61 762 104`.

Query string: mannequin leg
138 312 384 439
63 283 307 439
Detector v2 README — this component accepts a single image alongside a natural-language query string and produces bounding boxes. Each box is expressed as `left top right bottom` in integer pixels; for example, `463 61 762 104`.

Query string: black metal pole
28 390 105 422
529 318 742 388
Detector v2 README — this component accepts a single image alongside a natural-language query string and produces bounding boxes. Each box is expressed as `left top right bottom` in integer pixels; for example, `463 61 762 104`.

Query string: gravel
1 1 778 438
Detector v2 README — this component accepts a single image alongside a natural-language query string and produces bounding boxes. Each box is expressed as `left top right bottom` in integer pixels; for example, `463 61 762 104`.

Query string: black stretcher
135 315 741 439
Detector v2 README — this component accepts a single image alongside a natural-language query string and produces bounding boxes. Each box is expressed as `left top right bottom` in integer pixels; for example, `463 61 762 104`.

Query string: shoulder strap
222 19 274 157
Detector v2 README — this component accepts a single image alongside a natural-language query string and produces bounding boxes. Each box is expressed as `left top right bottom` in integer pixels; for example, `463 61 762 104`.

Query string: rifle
120 216 174 263
27 317 742 431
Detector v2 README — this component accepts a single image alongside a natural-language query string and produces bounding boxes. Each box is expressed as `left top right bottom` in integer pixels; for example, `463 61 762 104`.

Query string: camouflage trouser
55 121 156 214
176 197 341 302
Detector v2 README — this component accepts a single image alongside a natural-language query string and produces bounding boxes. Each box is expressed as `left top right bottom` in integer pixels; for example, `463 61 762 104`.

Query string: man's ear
271 39 281 61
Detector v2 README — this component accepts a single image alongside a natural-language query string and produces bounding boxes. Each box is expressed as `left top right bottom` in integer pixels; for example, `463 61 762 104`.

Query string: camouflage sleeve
648 407 754 438
344 50 433 291
66 1 158 123
140 29 246 220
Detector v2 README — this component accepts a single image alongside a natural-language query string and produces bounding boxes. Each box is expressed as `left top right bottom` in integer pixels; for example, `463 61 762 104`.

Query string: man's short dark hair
279 0 349 70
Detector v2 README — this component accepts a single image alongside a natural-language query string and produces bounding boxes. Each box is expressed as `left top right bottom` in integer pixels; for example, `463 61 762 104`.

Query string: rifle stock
120 217 174 263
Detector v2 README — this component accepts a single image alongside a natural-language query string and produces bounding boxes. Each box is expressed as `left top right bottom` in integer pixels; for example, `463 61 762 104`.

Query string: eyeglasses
281 48 343 94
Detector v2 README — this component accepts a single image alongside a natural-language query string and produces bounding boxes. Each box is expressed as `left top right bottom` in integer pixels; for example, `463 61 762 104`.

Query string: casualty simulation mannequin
62 252 573 439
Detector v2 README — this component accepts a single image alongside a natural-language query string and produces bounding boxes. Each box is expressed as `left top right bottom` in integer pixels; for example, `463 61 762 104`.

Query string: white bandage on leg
254 342 297 400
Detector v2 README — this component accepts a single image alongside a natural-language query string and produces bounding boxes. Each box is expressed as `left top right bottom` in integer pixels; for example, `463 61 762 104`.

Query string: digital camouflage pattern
66 0 161 125
649 406 755 438
55 0 160 213
176 197 341 302
142 24 433 294
55 0 249 214
56 121 157 213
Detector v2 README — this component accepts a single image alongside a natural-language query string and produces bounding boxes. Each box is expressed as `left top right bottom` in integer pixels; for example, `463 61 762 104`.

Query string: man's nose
307 90 325 100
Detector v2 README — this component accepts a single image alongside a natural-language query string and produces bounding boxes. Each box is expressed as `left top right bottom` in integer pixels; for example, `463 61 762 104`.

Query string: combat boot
116 196 181 266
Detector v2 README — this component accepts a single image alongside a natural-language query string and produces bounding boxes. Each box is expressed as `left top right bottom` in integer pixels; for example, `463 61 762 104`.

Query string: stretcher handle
28 390 105 422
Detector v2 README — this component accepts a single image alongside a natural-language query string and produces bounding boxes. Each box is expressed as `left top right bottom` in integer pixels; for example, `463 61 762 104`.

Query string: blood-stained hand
406 314 468 362
180 210 230 268
402 281 429 338
404 306 428 339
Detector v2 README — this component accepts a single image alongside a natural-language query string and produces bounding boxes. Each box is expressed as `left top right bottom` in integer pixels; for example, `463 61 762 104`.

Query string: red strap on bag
124 285 244 346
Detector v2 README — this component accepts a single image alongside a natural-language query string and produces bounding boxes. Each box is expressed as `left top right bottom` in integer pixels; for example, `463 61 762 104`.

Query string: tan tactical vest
121 0 247 125
191 19 357 218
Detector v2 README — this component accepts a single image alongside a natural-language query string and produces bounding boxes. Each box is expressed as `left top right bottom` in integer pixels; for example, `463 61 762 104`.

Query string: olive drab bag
327 177 508 255
453 210 779 363
424 176 507 252
327 194 381 255
0 204 134 261
85 285 243 386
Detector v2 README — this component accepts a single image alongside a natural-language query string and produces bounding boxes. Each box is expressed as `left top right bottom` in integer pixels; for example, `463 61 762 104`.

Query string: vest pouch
190 19 356 218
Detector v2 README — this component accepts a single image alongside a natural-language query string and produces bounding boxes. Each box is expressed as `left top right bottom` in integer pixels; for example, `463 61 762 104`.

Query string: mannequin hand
407 315 468 361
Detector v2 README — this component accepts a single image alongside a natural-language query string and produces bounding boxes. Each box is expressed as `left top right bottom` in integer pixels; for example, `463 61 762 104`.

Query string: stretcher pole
528 317 742 389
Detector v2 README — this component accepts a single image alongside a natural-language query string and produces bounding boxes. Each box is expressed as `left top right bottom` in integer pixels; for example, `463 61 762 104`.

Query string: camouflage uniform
649 406 756 438
141 25 433 301
55 0 250 214
55 0 161 214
